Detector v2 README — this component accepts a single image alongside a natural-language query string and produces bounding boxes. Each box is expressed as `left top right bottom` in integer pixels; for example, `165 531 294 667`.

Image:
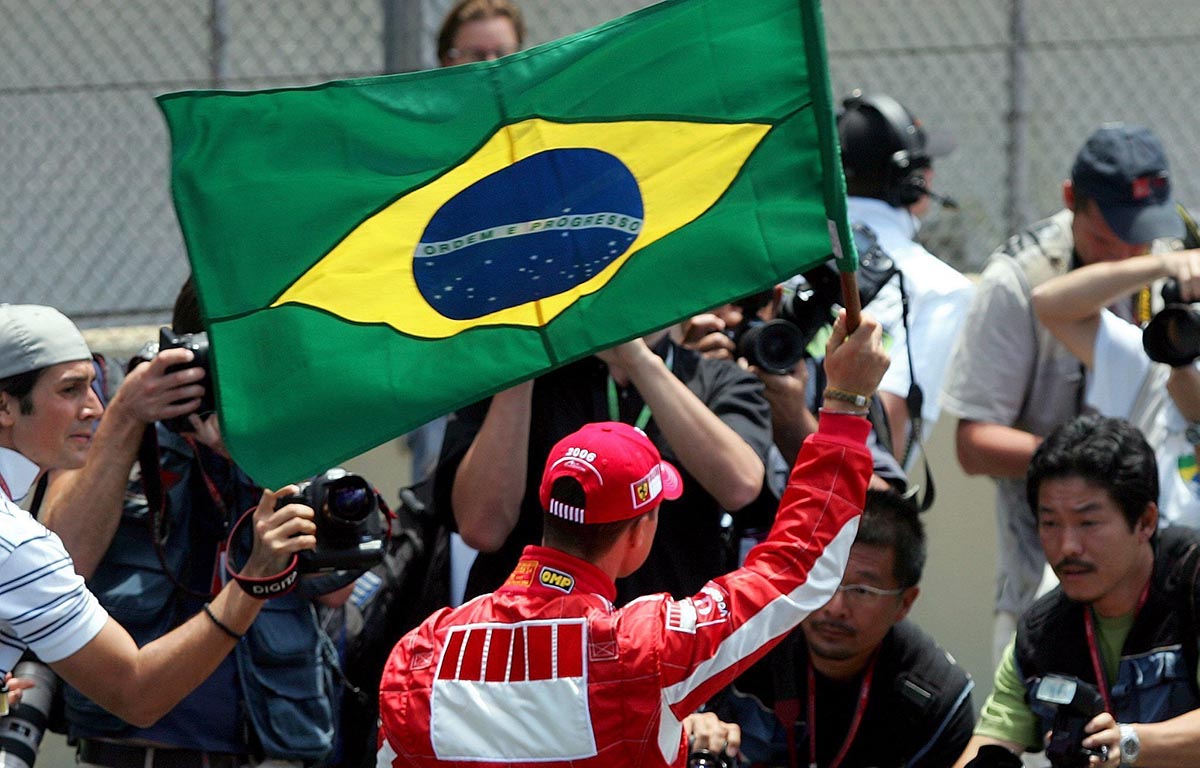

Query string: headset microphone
925 189 959 211
905 175 959 210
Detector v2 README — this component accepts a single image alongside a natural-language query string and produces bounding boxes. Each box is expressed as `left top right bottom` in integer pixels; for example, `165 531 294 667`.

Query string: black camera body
1143 278 1200 367
159 326 214 433
278 469 386 573
1031 674 1106 768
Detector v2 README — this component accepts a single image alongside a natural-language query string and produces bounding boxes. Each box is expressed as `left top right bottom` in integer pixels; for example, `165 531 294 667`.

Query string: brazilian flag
158 0 855 487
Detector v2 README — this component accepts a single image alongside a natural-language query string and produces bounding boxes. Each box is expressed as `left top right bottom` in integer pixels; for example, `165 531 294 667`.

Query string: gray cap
0 304 92 380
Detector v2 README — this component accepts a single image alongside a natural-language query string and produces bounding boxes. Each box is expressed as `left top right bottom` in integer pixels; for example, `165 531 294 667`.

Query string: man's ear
0 392 17 429
895 585 920 624
1137 503 1158 541
1062 179 1076 211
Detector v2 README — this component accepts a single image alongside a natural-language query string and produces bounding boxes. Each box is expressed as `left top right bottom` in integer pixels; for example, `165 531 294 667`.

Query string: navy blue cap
1071 124 1183 244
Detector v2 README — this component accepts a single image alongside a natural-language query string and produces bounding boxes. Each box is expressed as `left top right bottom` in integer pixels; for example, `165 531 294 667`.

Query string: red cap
539 422 683 524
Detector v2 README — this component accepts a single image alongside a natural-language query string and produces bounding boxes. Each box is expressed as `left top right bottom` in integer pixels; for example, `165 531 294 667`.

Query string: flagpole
840 271 861 332
798 0 860 333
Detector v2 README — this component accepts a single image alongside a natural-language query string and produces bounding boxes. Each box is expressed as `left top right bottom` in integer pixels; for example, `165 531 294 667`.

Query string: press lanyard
605 346 673 431
0 472 10 502
806 652 877 768
1083 580 1151 715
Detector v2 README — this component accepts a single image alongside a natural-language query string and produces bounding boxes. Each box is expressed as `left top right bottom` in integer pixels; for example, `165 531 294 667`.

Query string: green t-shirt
974 613 1135 748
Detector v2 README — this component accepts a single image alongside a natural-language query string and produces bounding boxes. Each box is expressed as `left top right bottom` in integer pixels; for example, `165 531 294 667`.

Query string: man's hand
1159 247 1200 302
1079 712 1121 766
186 412 230 458
823 310 889 402
3 672 34 711
111 347 206 426
594 337 654 369
684 711 741 761
680 313 737 361
242 485 317 578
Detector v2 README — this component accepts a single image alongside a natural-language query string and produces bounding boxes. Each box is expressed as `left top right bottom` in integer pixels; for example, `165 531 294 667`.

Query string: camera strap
223 505 300 599
896 273 935 512
1083 581 1150 715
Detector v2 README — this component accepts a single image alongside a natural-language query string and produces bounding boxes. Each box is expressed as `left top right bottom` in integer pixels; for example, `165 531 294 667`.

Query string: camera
728 290 806 374
687 748 734 768
778 223 900 355
1143 278 1200 367
278 469 386 572
1031 674 1106 768
158 326 214 433
0 660 60 768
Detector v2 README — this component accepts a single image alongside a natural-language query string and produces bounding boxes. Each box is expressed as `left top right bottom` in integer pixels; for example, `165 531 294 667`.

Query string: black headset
840 92 934 209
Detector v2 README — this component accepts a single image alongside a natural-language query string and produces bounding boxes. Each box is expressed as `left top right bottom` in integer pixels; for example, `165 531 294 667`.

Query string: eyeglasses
445 46 518 63
834 583 907 607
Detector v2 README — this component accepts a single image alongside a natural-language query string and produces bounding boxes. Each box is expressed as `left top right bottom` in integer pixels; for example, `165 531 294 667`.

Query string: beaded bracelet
202 602 243 641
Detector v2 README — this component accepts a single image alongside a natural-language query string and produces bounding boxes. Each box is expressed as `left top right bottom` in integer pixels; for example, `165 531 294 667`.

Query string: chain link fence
4 0 1198 327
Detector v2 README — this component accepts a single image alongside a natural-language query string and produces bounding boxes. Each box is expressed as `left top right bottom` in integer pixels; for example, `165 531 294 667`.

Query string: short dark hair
854 489 926 587
0 368 42 415
541 476 644 560
437 0 525 62
1026 414 1158 530
172 276 203 335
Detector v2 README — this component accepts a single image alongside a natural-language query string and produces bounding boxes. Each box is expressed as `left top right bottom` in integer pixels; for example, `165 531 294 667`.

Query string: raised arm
49 485 314 727
450 381 534 552
1031 249 1200 368
598 339 763 511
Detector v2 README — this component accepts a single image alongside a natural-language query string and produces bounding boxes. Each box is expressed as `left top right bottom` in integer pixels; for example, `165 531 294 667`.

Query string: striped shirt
0 447 108 676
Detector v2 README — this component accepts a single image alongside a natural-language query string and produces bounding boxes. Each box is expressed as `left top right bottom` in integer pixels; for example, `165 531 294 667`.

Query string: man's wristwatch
1118 723 1140 766
1185 421 1200 447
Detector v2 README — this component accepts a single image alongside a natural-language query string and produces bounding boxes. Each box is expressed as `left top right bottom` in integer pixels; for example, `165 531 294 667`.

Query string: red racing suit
378 412 871 767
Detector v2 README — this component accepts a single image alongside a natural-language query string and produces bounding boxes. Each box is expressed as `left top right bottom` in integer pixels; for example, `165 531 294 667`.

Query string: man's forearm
620 348 763 511
955 420 1040 478
451 382 533 552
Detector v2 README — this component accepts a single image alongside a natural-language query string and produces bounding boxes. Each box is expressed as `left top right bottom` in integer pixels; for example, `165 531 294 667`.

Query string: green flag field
158 0 853 486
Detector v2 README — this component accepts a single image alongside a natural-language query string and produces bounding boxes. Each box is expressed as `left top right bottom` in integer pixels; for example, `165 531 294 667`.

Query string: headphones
840 92 940 209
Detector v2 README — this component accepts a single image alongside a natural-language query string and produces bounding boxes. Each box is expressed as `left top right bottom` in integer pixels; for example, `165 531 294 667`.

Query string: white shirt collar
847 196 921 239
0 446 41 502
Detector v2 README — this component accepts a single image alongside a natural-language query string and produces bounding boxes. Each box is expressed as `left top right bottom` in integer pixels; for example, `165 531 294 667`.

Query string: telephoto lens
0 660 59 768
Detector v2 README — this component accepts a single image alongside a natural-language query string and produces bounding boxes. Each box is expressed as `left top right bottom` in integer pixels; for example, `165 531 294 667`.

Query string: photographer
838 91 973 464
437 321 773 605
953 415 1200 768
679 276 906 496
40 281 361 767
0 304 313 741
1033 247 1200 528
710 489 974 768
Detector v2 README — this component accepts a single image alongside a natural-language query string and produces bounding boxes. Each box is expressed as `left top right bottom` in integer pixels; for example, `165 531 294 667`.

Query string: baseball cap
538 422 683 525
0 304 91 380
1071 123 1183 244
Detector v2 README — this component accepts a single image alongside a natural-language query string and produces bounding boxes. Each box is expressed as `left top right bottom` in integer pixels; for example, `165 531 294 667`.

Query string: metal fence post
209 0 230 88
1004 0 1029 235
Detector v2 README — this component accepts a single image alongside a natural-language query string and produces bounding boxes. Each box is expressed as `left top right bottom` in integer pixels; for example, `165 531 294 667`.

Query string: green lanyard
605 346 673 431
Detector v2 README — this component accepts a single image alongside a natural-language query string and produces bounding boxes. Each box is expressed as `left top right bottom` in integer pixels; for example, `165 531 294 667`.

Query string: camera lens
1143 306 1200 367
737 319 805 374
325 478 375 525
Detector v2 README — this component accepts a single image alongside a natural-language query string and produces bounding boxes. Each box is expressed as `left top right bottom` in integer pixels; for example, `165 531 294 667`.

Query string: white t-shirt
0 447 108 676
850 197 975 443
1089 311 1200 528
